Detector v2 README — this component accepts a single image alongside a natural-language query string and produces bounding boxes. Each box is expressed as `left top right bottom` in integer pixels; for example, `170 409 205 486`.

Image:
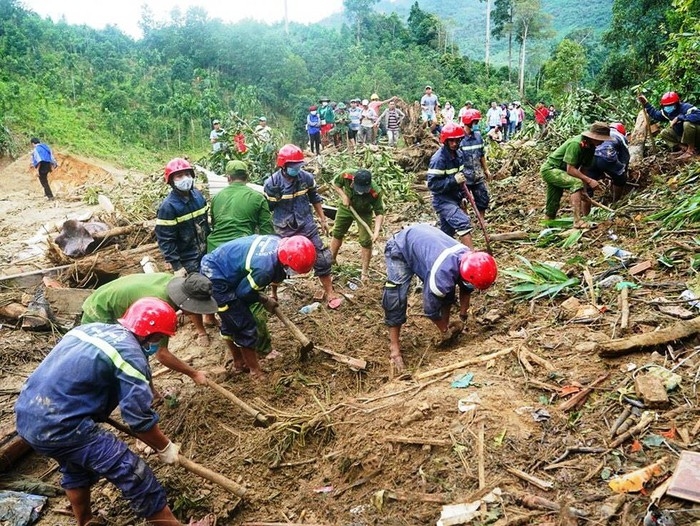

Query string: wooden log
629 110 649 167
0 302 28 320
558 373 610 412
597 316 700 357
490 231 529 242
0 434 33 472
517 493 587 518
316 346 367 370
384 489 449 504
205 379 271 427
91 221 155 241
414 348 513 380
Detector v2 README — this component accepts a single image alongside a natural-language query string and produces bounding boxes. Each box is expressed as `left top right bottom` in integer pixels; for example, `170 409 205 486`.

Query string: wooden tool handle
206 379 270 426
178 456 247 497
273 307 312 347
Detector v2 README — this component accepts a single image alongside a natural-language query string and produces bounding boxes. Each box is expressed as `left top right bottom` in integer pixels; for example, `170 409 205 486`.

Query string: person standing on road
207 159 276 358
382 224 497 372
201 235 316 378
427 122 474 248
263 144 342 307
15 297 217 526
30 137 58 200
155 158 214 341
330 168 385 282
80 272 218 385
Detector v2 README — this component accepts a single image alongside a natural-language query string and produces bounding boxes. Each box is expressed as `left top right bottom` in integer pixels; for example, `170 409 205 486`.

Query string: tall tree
343 0 380 44
480 0 492 72
543 39 587 100
492 0 514 80
513 0 552 96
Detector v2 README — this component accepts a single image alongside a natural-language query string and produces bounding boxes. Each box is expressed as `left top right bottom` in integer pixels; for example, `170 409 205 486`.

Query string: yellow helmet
370 93 379 101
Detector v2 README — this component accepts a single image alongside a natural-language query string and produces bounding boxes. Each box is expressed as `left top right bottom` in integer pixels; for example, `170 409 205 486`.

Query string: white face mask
174 176 194 191
310 111 317 116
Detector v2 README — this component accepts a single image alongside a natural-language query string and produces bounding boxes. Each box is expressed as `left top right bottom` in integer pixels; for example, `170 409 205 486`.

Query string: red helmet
660 91 680 106
277 236 316 274
440 122 466 144
610 122 626 135
459 251 497 290
309 105 318 111
164 158 194 184
118 297 178 338
461 109 482 126
276 144 305 167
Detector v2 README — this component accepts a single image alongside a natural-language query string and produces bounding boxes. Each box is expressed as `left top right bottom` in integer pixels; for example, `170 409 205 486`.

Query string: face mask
144 342 160 356
663 105 676 114
174 176 193 191
322 102 328 106
310 111 317 116
286 166 301 177
472 123 480 133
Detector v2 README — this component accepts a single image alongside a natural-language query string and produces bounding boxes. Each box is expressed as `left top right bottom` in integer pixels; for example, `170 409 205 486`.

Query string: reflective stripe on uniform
71 329 148 383
155 205 209 226
245 236 265 291
428 245 465 298
427 165 463 176
461 144 482 152
264 187 316 203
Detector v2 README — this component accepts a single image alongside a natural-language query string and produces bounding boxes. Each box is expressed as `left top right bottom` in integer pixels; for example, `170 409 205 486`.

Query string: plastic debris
679 289 700 309
436 488 502 526
451 373 474 389
608 457 668 493
0 491 47 526
602 245 634 262
299 302 321 314
598 274 624 288
457 393 481 413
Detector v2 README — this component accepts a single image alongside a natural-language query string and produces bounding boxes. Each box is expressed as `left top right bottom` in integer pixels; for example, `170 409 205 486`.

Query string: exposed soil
1 147 699 526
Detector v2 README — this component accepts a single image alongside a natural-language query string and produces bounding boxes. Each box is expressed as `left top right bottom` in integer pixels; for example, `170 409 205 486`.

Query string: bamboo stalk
414 348 513 380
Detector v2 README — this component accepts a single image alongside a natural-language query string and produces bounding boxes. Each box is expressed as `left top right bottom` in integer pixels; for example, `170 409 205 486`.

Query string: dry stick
384 490 448 504
610 406 632 438
316 346 367 370
558 373 610 412
520 348 555 371
517 348 534 374
609 411 655 448
582 267 598 307
596 315 700 357
582 459 605 483
620 287 630 329
334 468 382 497
490 231 529 242
505 466 554 491
384 436 452 447
583 193 615 213
414 348 513 380
478 419 486 490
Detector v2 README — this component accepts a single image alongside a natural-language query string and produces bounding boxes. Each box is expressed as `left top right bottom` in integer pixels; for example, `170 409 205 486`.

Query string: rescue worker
263 144 342 307
539 122 611 227
201 235 316 378
15 297 216 526
639 91 700 159
382 224 497 372
427 122 474 248
155 157 214 341
330 168 385 281
81 272 218 386
588 122 629 202
207 160 275 358
460 109 492 221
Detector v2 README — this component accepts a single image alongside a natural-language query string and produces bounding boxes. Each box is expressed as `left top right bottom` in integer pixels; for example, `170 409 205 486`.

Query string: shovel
272 306 314 360
205 379 272 427
105 417 246 498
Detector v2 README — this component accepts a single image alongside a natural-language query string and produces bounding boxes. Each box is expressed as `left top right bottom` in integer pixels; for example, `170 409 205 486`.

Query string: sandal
327 297 343 310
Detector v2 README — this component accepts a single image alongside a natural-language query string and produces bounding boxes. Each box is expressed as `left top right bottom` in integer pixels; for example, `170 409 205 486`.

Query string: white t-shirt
210 129 224 151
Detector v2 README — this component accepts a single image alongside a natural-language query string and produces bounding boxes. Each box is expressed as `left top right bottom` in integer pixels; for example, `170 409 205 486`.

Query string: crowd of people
18 85 699 526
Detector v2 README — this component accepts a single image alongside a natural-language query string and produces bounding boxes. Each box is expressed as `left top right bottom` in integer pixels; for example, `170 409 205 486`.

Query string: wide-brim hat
167 274 218 314
581 121 611 142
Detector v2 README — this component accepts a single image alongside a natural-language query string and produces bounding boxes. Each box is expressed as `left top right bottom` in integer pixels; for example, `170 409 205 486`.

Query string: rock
482 309 502 323
560 296 581 319
634 373 669 408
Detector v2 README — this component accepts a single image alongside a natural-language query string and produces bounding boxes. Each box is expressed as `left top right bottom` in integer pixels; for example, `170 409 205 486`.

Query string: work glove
157 441 180 465
454 173 466 185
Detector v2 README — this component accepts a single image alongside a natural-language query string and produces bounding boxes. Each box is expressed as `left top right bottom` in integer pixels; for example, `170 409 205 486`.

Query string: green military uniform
81 273 176 346
332 169 385 247
539 135 595 218
207 183 273 252
208 180 275 355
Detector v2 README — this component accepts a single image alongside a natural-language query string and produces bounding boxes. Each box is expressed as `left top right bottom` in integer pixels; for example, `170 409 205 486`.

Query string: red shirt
535 107 549 125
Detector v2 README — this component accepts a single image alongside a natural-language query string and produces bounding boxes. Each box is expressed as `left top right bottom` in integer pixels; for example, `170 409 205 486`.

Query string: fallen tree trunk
596 316 700 357
628 110 648 168
92 221 155 241
0 434 33 472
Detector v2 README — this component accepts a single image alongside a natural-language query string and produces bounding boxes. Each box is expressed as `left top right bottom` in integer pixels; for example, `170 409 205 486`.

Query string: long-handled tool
272 306 314 360
460 182 493 254
205 379 272 427
105 417 246 498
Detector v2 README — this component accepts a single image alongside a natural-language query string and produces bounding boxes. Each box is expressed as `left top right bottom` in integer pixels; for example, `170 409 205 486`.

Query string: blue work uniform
155 188 210 273
460 131 490 212
427 145 473 238
201 235 286 348
382 224 471 327
644 101 700 137
589 130 629 187
263 169 332 276
15 323 166 518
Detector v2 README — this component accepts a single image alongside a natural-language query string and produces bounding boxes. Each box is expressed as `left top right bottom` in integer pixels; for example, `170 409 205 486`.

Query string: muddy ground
1 146 699 526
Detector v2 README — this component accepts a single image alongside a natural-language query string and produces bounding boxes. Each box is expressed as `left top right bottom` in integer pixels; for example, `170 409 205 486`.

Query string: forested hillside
0 0 698 165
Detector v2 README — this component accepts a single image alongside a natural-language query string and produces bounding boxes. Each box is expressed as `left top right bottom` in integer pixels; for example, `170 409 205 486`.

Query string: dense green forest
0 0 698 169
